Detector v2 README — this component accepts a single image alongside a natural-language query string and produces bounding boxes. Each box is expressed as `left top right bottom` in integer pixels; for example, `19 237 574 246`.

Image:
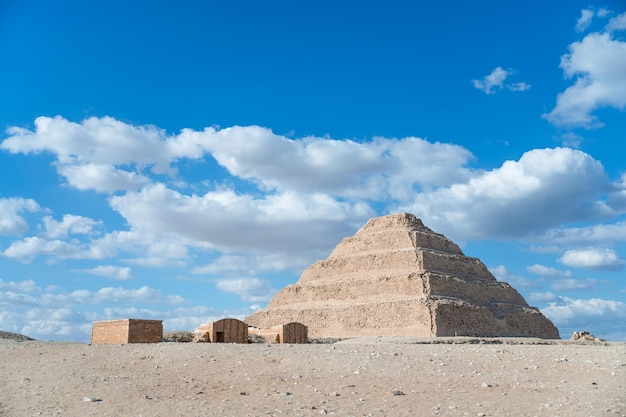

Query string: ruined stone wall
431 301 559 338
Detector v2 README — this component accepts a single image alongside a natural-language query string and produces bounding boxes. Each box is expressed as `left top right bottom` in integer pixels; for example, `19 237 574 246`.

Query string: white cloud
542 297 626 340
558 132 584 148
82 265 133 281
575 8 595 32
529 291 558 303
1 116 194 167
0 116 215 193
472 67 510 94
3 236 85 260
489 265 536 288
472 67 530 95
550 278 598 291
401 147 609 240
0 278 40 292
538 221 626 246
544 30 626 128
42 214 101 238
37 285 185 306
526 264 572 278
558 247 625 271
108 183 372 257
606 11 626 32
192 253 306 276
0 279 193 341
203 126 475 198
2 117 476 198
507 82 531 92
0 198 40 235
215 277 276 302
57 163 151 192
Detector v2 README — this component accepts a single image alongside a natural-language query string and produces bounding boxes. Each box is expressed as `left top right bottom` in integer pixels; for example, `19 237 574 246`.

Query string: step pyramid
246 213 559 339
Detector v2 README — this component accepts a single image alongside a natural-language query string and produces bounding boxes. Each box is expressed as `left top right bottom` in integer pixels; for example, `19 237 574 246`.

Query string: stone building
91 319 163 344
248 322 308 344
195 318 248 343
246 213 560 339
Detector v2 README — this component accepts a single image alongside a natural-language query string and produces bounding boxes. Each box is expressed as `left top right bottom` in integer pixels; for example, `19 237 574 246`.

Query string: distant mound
0 330 35 341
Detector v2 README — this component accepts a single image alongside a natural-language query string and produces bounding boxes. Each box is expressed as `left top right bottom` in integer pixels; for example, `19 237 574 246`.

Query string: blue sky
1 1 625 342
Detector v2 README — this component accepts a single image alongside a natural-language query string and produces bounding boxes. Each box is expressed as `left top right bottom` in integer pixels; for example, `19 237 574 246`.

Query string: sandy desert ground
0 335 624 417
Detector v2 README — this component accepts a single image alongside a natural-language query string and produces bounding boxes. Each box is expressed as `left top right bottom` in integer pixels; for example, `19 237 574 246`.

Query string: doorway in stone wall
216 332 224 342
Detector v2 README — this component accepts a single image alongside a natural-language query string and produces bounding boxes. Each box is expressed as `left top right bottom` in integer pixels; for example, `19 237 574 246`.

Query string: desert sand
1 336 624 417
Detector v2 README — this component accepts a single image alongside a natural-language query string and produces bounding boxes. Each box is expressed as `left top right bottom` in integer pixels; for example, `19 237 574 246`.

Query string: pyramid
246 213 559 339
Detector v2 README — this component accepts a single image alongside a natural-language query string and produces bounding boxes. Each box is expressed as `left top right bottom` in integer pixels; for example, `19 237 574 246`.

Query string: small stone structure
195 318 248 343
247 213 560 339
248 322 308 344
91 319 163 344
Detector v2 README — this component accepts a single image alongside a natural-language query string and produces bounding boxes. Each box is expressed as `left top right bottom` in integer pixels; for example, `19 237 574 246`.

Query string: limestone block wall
425 273 528 306
91 319 163 344
266 274 427 308
419 250 493 279
247 299 434 338
248 322 308 343
431 301 559 338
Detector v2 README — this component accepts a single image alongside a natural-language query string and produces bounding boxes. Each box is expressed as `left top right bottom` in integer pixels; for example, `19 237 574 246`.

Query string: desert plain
1 334 624 417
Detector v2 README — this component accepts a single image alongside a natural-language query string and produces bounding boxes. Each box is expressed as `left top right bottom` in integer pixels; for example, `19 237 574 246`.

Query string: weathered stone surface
571 331 604 342
91 319 163 344
246 213 559 339
194 318 248 343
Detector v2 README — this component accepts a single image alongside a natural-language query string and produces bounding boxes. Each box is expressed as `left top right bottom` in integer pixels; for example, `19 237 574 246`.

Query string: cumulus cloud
0 116 214 193
527 264 572 278
550 278 598 291
472 67 530 94
0 198 40 235
1 116 196 167
3 237 85 260
542 297 626 340
528 291 559 303
42 214 101 239
606 11 626 31
57 164 151 192
192 254 306 276
544 16 626 128
489 265 536 288
0 279 192 341
558 247 625 271
401 147 610 240
0 278 40 292
82 265 133 281
537 220 626 246
1 116 475 197
108 183 373 257
204 127 474 198
215 278 276 302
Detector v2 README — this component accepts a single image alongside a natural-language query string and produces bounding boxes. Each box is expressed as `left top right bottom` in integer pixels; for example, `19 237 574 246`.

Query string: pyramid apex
361 212 429 232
